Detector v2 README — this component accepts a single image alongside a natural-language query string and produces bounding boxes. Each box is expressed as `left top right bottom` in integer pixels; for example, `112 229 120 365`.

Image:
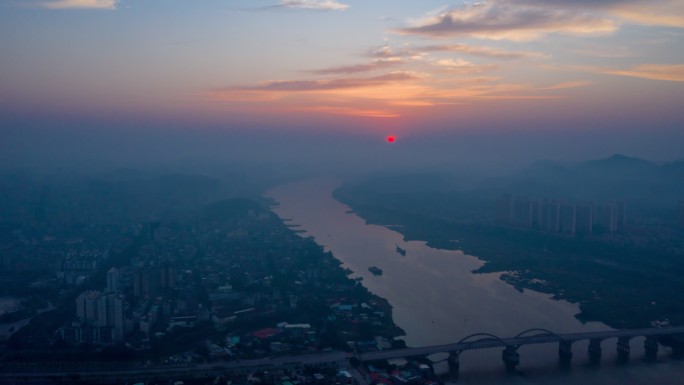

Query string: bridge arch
458 333 506 345
455 333 508 351
513 328 566 348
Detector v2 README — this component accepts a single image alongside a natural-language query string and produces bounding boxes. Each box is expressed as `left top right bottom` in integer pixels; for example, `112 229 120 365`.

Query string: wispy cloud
234 72 422 92
432 58 499 74
395 1 616 41
518 0 684 28
417 44 547 60
599 64 684 82
612 7 684 28
310 58 405 75
278 0 349 11
296 106 400 118
41 0 117 10
209 69 576 118
309 43 432 75
210 71 426 117
367 45 426 61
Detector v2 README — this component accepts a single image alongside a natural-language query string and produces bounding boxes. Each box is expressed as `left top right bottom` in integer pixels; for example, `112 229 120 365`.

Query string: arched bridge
357 327 684 376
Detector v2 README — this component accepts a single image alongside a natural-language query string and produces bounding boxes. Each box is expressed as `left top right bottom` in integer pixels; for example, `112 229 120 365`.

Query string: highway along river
266 179 684 384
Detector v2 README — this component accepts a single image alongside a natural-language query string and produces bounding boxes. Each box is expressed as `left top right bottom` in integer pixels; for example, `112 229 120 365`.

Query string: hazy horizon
2 0 684 177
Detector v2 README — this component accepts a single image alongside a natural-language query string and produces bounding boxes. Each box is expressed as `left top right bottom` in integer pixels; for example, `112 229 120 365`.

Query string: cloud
234 72 423 92
600 64 684 82
510 0 684 28
41 0 117 9
395 1 617 41
417 44 547 60
370 45 399 59
515 0 640 7
279 0 349 11
310 58 404 75
368 45 426 61
210 71 428 117
296 106 400 118
309 43 434 75
368 43 546 62
433 58 499 74
209 69 576 119
612 6 684 28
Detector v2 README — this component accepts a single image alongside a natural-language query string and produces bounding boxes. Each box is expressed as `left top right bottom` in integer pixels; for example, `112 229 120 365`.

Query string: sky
1 0 684 172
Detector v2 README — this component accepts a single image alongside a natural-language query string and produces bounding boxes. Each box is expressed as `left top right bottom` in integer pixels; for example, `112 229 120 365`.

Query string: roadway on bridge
3 327 684 382
359 327 684 361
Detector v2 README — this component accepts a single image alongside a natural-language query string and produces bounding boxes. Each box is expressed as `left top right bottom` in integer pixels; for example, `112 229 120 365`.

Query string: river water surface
266 179 684 384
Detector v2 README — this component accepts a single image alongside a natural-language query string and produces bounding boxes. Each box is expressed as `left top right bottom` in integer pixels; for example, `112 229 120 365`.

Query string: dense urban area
0 172 431 384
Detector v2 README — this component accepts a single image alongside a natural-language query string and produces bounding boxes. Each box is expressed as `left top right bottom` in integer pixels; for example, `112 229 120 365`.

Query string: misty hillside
577 154 657 178
661 158 684 176
0 170 267 226
338 154 684 224
485 154 683 208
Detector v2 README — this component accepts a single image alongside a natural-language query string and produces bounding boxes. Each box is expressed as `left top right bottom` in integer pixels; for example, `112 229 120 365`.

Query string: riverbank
332 180 684 330
266 180 610 350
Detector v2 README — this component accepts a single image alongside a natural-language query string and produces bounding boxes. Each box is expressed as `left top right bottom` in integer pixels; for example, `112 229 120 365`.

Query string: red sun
386 135 396 143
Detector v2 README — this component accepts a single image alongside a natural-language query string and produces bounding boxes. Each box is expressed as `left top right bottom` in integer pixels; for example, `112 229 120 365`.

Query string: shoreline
265 179 610 352
331 181 683 330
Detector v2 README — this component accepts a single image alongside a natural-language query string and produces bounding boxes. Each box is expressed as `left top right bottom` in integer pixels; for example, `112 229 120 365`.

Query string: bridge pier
674 339 684 360
558 340 573 366
617 336 631 363
644 336 659 362
502 345 520 372
675 347 684 360
588 338 602 365
447 352 460 379
659 335 684 359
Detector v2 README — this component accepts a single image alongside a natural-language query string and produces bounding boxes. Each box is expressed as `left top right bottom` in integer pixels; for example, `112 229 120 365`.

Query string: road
0 351 350 383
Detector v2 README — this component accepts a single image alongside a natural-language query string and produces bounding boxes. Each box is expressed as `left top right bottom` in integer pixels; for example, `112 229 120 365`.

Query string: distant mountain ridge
576 154 656 179
521 154 658 177
580 153 655 168
339 153 684 224
492 153 684 220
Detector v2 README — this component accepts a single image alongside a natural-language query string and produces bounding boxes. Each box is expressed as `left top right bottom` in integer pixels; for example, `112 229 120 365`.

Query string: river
266 179 684 384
